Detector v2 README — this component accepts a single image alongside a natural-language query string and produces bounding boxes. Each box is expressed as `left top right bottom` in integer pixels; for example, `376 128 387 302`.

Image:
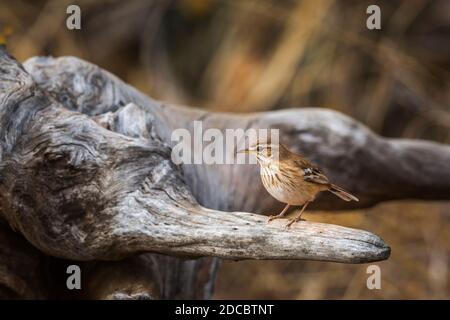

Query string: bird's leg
285 202 309 228
268 204 290 222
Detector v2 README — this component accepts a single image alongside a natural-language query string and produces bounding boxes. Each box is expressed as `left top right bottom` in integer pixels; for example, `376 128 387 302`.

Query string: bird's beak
237 149 251 154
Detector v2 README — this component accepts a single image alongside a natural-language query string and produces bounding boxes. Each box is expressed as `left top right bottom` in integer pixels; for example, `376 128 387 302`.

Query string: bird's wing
303 166 330 185
292 157 330 185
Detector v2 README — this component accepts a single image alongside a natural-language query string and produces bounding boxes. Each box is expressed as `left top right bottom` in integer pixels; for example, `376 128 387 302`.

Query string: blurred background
1 0 449 299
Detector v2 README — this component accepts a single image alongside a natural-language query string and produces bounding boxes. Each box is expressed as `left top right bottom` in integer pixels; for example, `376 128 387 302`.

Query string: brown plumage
241 141 358 228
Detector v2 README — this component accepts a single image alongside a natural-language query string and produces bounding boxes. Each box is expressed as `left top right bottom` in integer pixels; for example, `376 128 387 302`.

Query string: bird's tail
328 184 359 202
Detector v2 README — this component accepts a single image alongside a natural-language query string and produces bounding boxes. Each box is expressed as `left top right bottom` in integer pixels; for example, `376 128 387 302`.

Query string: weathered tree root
24 55 450 214
0 48 392 265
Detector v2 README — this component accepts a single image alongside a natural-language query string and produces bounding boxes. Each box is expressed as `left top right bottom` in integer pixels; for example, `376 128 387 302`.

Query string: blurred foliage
0 0 449 299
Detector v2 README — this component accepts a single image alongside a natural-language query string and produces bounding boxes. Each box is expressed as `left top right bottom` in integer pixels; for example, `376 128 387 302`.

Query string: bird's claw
285 220 295 229
267 215 282 222
284 217 305 229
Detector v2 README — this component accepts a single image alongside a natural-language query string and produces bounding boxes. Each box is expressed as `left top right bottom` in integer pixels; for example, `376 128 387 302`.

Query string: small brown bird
241 141 358 228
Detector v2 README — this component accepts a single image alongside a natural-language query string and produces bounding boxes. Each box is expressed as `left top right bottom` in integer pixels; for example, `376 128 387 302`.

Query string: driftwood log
24 56 450 213
1 47 448 298
0 48 390 263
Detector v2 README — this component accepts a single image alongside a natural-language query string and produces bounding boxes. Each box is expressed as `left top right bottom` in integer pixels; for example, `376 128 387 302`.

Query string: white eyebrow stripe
250 142 278 149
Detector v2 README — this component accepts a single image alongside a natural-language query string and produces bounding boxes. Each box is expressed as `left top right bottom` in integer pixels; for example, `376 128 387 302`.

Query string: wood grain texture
24 56 450 214
0 48 390 264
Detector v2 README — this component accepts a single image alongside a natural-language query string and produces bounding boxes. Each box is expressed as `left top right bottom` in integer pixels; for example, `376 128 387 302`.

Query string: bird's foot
285 217 305 229
268 214 284 222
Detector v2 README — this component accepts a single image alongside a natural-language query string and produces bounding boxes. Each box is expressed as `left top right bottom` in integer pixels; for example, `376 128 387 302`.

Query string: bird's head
239 140 284 165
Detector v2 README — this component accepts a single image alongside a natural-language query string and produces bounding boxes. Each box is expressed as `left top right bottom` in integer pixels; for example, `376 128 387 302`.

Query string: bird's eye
256 146 262 152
